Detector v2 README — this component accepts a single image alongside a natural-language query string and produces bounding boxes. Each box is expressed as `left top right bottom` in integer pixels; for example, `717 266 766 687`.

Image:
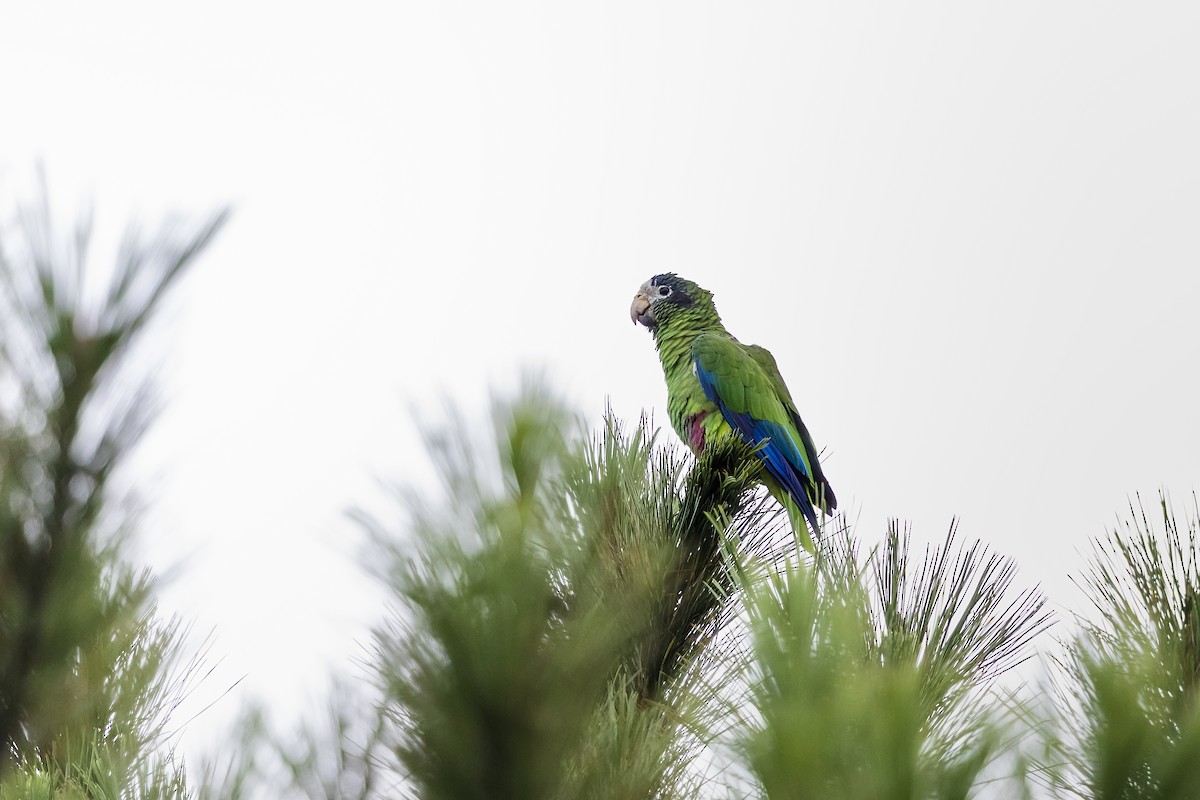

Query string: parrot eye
656 285 672 298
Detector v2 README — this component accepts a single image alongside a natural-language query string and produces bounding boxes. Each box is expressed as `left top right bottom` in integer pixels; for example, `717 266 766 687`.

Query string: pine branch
865 520 1052 761
356 394 789 800
0 180 228 786
738 519 1050 798
612 427 764 703
1046 492 1200 798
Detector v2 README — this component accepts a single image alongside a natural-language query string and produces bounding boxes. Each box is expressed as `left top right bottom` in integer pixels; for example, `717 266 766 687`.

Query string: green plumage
632 273 836 550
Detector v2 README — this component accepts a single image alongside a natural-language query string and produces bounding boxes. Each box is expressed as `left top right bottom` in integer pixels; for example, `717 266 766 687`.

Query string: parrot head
630 273 714 330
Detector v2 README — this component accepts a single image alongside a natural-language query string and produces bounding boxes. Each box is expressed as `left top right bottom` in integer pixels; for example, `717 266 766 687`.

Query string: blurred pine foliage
217 389 1055 799
0 182 227 799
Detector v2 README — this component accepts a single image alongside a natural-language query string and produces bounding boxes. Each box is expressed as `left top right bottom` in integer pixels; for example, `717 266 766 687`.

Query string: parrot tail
780 492 817 556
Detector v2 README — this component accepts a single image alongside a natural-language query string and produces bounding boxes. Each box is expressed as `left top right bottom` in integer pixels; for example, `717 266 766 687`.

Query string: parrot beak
631 284 655 328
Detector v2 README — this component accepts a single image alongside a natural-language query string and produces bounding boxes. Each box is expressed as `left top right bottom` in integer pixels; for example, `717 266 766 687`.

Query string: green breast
657 334 735 454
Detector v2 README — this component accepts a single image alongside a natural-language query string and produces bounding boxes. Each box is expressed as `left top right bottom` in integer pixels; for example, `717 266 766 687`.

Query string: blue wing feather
694 359 820 531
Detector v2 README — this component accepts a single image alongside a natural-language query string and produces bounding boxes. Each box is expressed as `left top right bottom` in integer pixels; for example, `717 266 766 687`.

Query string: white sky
4 0 1200 777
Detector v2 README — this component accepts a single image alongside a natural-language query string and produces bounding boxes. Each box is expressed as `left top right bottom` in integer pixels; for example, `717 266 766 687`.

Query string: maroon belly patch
687 411 708 453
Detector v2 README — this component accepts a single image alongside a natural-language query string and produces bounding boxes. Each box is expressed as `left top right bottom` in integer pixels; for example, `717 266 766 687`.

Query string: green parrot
631 273 836 550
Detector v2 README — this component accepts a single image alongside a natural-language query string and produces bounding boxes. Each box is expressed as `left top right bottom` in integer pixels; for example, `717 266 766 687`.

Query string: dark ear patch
649 273 695 308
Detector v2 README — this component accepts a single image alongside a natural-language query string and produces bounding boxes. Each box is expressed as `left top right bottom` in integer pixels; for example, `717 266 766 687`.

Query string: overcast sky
4 0 1200 771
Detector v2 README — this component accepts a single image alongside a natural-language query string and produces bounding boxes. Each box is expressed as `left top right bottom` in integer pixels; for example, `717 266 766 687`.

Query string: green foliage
226 388 1052 800
867 524 1051 765
1046 496 1200 799
736 523 1050 799
0 738 191 800
0 182 227 797
370 393 620 799
358 393 770 800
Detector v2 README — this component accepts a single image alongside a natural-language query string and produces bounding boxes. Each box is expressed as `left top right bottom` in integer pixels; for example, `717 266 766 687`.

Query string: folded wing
692 334 829 531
